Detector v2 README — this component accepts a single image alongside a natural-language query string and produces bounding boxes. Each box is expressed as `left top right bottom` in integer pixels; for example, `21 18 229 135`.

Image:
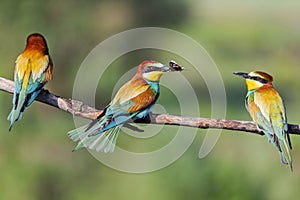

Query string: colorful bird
68 60 183 153
234 71 293 171
8 33 53 131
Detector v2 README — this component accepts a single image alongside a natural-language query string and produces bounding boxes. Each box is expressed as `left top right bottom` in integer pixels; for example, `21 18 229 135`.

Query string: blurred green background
1 0 300 199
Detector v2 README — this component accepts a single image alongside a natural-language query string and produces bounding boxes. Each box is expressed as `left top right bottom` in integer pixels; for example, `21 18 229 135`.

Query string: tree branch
1 76 299 135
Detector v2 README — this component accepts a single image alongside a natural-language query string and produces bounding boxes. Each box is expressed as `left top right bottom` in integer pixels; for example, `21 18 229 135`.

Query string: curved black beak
233 72 249 79
159 65 174 72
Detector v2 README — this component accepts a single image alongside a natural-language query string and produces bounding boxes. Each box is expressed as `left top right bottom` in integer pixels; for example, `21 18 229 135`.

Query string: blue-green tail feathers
8 79 46 131
262 127 293 171
8 89 27 131
279 138 293 172
68 123 122 153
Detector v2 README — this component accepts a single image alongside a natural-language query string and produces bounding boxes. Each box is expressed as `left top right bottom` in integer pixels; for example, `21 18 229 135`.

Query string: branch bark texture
1 77 299 135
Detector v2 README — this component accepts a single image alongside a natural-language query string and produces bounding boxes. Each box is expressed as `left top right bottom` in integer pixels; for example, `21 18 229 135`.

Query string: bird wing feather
247 94 273 133
249 85 292 169
111 78 150 105
127 88 157 113
15 53 51 93
30 54 52 83
8 52 52 129
87 81 158 136
253 86 287 136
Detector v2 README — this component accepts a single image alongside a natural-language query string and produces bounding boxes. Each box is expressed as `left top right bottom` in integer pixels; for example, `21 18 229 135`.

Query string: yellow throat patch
143 71 163 82
246 79 263 91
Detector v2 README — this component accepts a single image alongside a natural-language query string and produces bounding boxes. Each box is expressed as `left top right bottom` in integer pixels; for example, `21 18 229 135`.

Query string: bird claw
133 114 151 123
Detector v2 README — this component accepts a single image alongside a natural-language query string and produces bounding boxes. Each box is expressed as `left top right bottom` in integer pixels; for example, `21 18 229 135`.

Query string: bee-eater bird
8 33 53 131
68 60 183 153
234 71 293 171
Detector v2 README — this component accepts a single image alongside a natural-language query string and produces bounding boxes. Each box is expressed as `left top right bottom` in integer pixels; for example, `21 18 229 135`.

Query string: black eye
261 79 268 84
251 76 268 83
251 76 259 81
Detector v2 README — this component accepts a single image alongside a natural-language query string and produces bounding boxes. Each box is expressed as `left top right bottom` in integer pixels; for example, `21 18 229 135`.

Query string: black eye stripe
250 76 268 83
142 66 160 73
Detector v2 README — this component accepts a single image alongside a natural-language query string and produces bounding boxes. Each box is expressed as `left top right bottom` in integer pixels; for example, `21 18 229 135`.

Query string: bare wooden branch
1 76 300 135
0 77 103 119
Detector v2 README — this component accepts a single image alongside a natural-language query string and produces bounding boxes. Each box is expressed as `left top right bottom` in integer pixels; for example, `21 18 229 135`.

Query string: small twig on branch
1 76 300 135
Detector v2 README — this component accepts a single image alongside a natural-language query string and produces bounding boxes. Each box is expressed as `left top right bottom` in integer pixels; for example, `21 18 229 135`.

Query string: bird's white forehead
248 71 262 78
248 71 256 76
150 62 164 67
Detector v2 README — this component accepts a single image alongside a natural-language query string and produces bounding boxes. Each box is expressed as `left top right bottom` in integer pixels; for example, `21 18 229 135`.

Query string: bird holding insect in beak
68 60 183 153
8 33 53 131
234 71 292 171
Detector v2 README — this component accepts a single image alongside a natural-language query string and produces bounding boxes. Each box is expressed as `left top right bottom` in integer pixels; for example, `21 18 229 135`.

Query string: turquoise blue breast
145 80 160 93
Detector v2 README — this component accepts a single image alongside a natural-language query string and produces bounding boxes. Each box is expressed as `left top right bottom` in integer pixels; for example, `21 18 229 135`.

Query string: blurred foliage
1 0 300 200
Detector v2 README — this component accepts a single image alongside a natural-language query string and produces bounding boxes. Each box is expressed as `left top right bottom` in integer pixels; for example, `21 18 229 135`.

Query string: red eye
150 66 155 70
